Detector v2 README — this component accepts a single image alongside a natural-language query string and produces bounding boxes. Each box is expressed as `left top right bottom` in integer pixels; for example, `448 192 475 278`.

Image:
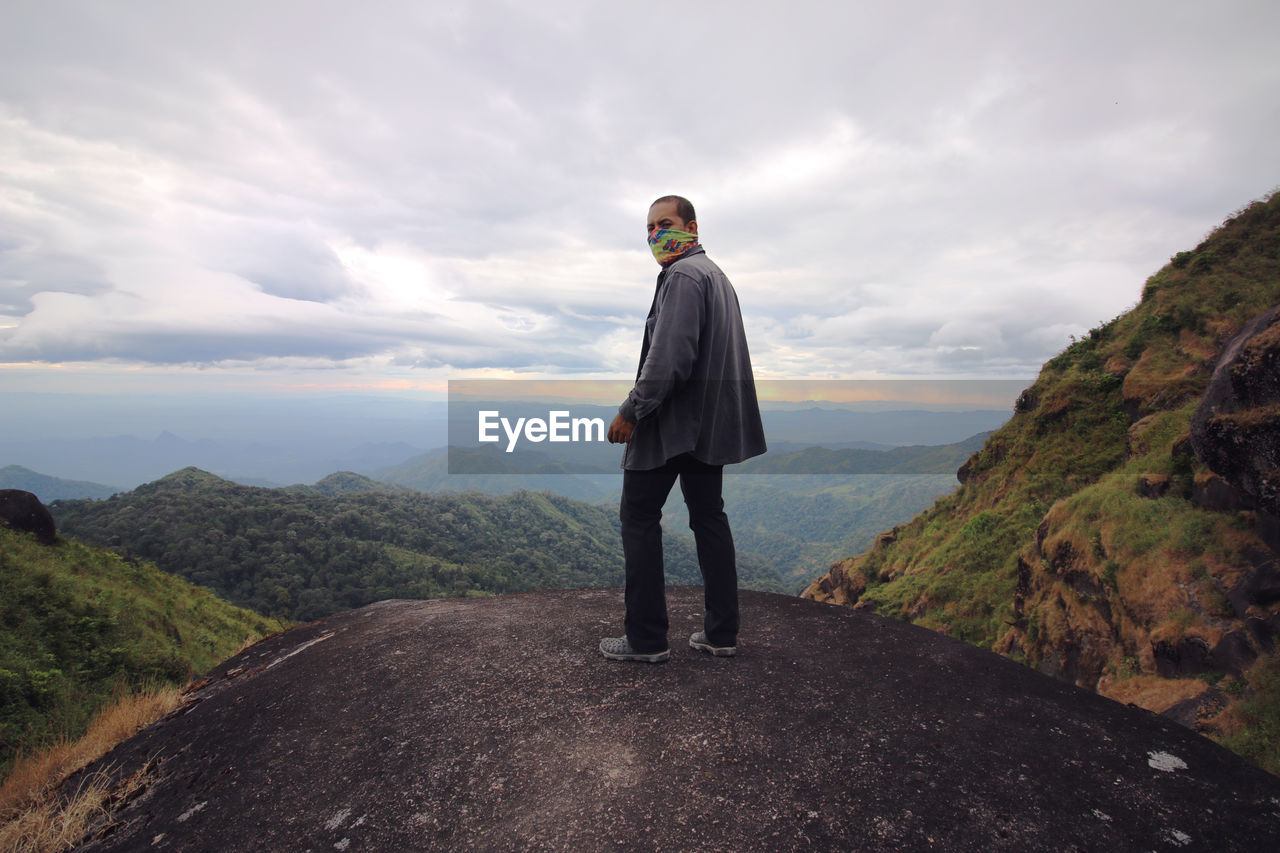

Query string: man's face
647 200 697 237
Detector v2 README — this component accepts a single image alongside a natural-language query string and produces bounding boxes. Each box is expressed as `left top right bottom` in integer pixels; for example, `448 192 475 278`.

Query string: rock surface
1191 304 1280 522
0 488 57 544
71 588 1280 851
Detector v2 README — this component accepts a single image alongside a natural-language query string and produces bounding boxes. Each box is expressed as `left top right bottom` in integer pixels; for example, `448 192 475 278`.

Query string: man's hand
608 413 634 444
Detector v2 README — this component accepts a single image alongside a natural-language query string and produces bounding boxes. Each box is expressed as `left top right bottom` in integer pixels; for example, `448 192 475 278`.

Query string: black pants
620 453 739 654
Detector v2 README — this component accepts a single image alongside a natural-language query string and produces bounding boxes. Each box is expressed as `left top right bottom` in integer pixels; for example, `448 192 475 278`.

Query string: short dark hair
651 195 697 226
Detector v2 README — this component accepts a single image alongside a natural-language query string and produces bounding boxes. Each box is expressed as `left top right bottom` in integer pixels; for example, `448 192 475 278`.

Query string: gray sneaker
689 631 736 657
599 637 670 663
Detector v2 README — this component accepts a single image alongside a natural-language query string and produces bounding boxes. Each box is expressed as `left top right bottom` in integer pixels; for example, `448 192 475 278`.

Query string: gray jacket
619 246 767 470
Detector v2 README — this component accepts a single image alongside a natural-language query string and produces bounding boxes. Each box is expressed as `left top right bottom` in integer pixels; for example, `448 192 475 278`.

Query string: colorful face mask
648 228 699 266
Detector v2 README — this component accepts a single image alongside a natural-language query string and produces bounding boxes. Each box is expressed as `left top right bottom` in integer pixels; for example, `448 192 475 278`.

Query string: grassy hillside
805 191 1280 772
0 526 280 773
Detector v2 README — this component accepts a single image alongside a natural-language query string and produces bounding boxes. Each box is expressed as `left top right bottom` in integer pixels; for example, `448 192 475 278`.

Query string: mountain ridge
0 465 119 502
49 468 791 619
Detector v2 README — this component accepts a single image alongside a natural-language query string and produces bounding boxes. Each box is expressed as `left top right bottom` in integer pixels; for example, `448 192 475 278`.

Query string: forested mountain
375 436 987 592
376 447 617 502
674 474 959 590
735 432 989 474
280 470 417 497
51 468 789 621
805 191 1280 773
0 524 279 772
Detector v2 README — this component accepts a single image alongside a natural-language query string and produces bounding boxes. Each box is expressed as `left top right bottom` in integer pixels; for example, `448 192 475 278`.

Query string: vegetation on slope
380 443 975 594
805 191 1280 772
0 685 183 852
50 468 790 621
0 526 280 774
737 432 989 474
684 474 959 592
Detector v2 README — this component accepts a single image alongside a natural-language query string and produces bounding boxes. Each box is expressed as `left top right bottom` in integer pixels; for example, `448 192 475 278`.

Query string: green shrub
0 528 282 773
1218 655 1280 775
1190 251 1219 273
1101 560 1120 591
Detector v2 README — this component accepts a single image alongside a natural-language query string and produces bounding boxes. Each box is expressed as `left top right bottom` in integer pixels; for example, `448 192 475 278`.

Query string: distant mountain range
1 399 1013 494
0 392 450 487
0 464 120 501
0 432 428 490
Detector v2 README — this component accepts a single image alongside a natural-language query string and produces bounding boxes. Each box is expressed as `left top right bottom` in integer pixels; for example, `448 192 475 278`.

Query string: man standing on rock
601 195 767 663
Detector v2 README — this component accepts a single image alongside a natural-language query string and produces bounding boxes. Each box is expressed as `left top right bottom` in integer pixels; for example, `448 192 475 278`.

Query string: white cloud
0 0 1277 390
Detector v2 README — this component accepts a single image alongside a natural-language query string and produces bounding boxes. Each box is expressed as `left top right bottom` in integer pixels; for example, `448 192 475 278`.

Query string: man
600 195 767 663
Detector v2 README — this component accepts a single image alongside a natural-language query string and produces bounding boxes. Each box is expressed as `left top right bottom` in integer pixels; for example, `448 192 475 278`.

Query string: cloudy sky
2 0 1278 401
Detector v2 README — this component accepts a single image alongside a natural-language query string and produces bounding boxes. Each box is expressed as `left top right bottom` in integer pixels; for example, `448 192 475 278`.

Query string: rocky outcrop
66 590 1280 851
1138 473 1170 498
1191 305 1280 526
0 488 56 544
1002 308 1280 716
803 197 1280 770
803 556 866 606
803 529 904 605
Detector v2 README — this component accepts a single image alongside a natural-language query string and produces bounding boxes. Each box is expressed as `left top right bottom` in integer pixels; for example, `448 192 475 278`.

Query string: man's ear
686 220 698 235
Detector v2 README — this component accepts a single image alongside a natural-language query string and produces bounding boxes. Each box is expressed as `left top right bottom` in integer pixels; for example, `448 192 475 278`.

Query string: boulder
1138 473 1170 498
1246 614 1280 648
1209 629 1258 675
872 529 897 551
1190 305 1280 518
1226 548 1280 613
1126 414 1161 459
0 488 56 544
1152 636 1213 677
63 590 1280 851
1162 685 1229 733
1170 431 1196 460
1193 471 1255 513
805 557 865 607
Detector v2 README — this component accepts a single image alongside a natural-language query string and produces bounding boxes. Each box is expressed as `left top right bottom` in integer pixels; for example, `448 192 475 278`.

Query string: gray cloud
1 0 1277 382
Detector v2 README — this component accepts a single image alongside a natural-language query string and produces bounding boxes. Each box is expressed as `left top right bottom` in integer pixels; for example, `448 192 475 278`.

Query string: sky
2 0 1279 407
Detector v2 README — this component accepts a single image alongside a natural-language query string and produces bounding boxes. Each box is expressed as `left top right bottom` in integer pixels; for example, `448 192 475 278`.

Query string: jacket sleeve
619 271 705 423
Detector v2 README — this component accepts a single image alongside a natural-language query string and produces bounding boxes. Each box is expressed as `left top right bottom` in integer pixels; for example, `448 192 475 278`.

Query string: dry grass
1 771 115 853
233 632 270 657
0 686 183 852
1098 674 1210 715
